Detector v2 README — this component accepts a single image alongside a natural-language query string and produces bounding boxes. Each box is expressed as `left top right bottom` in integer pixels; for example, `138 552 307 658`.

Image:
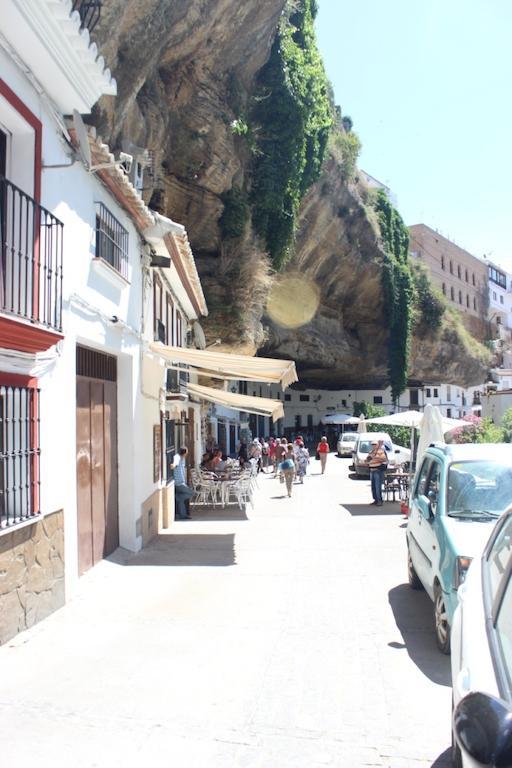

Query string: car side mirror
453 691 512 766
418 495 433 520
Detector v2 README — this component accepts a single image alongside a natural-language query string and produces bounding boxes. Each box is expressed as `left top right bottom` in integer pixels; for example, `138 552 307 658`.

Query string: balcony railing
71 1 102 34
0 176 63 333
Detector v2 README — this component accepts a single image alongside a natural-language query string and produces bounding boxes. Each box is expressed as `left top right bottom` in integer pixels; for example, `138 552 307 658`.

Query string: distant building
409 224 488 339
360 170 398 207
484 259 512 340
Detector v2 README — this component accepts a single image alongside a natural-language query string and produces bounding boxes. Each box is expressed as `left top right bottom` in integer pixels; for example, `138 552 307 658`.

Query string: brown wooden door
76 377 119 575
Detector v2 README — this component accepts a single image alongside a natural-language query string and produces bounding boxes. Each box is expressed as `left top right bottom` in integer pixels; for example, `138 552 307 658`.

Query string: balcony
71 1 102 34
0 175 63 334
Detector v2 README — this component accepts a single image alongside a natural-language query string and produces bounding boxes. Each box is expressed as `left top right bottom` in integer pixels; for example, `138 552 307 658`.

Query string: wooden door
76 377 119 575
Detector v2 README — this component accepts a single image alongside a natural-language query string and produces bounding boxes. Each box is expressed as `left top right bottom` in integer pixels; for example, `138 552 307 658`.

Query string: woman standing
316 436 330 475
279 443 297 497
295 440 310 483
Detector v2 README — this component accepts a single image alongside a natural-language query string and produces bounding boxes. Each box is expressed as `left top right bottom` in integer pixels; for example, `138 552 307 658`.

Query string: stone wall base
0 509 65 645
140 485 175 547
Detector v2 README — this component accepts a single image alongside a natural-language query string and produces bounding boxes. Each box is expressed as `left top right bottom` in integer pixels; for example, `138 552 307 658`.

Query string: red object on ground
400 500 409 517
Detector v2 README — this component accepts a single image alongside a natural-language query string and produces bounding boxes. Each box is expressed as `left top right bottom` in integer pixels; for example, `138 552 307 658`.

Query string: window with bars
95 203 129 279
0 385 40 530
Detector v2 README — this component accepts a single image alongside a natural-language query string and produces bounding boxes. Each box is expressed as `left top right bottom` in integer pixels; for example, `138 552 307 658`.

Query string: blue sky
316 0 512 268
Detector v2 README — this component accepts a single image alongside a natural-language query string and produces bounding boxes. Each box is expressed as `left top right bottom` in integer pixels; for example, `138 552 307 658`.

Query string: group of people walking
237 435 331 498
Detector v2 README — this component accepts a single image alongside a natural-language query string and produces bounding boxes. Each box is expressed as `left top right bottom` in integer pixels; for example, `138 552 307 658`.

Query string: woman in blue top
279 444 297 497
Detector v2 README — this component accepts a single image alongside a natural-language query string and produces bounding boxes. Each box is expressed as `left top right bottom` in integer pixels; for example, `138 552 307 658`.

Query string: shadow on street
388 583 451 687
342 502 402 516
107 533 236 567
188 506 248 521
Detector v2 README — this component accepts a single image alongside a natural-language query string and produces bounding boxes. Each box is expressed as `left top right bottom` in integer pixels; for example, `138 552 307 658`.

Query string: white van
352 432 411 476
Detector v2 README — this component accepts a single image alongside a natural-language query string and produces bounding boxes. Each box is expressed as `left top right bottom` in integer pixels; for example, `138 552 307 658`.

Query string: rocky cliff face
91 0 489 388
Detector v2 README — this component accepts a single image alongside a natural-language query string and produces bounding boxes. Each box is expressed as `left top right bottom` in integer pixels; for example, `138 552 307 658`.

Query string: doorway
76 346 119 575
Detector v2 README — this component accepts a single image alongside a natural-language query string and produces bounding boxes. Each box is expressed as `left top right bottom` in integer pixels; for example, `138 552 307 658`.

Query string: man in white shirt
173 447 194 519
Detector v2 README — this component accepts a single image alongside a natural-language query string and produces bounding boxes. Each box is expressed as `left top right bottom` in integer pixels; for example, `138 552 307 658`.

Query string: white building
485 259 512 340
264 382 485 436
0 0 210 643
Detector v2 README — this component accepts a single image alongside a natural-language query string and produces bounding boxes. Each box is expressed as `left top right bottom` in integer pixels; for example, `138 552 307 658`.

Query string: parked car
451 507 512 767
337 432 358 457
407 443 512 655
352 432 411 476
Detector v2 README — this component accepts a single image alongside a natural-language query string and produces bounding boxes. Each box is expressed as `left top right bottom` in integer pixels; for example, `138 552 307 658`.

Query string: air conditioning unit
166 368 187 401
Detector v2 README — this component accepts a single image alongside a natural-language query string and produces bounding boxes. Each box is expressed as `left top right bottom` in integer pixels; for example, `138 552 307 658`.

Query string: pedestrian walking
173 447 194 519
261 438 270 472
366 439 388 506
279 443 296 497
250 438 263 472
316 436 329 474
295 439 310 483
268 437 278 474
275 437 288 477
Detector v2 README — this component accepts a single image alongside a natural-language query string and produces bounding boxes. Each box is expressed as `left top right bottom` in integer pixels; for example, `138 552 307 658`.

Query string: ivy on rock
374 190 413 403
250 0 332 270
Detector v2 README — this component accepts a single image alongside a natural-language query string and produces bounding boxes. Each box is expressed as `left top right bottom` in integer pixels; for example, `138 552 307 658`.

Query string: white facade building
263 382 485 436
0 0 210 643
485 259 512 339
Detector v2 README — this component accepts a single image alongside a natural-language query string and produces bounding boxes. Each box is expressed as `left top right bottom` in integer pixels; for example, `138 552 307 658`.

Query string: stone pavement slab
0 455 452 767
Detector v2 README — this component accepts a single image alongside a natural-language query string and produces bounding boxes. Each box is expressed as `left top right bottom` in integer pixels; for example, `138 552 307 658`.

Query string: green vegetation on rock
219 187 250 239
373 190 413 403
250 0 332 269
411 262 445 329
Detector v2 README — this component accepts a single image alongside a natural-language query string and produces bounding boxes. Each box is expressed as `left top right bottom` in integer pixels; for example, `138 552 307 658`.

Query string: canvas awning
149 342 297 388
187 383 284 421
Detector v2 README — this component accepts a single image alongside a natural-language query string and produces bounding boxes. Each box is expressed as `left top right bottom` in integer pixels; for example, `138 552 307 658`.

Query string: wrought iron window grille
95 203 129 280
0 175 63 331
0 386 41 530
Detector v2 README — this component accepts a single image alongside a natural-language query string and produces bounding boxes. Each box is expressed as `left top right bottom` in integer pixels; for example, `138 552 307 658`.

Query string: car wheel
434 583 451 655
407 547 423 590
451 716 463 767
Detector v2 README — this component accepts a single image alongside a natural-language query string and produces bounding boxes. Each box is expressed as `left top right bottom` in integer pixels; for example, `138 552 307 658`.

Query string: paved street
0 455 452 768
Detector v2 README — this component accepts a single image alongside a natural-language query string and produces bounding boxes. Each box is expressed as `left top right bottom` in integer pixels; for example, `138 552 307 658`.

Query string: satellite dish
72 110 92 170
193 321 206 350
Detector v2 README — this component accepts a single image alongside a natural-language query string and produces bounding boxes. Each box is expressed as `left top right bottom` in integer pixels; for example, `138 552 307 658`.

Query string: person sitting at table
200 451 213 470
208 449 224 472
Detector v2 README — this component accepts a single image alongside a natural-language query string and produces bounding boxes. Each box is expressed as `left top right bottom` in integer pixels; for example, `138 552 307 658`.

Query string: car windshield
448 460 512 518
358 441 373 453
342 435 356 442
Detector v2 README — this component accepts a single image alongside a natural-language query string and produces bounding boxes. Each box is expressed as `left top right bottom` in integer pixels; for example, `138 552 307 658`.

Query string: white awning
149 342 297 388
187 383 284 421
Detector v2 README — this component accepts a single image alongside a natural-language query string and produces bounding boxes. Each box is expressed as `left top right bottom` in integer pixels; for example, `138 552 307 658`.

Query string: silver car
451 506 512 767
337 432 358 457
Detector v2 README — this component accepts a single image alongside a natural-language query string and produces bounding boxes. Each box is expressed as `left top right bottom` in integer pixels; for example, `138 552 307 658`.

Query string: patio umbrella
357 415 366 434
416 404 444 465
321 413 358 425
365 408 470 467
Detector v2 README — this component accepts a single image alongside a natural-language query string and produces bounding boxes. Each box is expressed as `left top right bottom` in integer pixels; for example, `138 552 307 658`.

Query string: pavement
0 455 452 768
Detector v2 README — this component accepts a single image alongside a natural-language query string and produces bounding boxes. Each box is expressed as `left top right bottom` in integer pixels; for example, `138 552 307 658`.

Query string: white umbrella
357 415 366 434
321 413 358 425
416 404 444 465
364 410 423 428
